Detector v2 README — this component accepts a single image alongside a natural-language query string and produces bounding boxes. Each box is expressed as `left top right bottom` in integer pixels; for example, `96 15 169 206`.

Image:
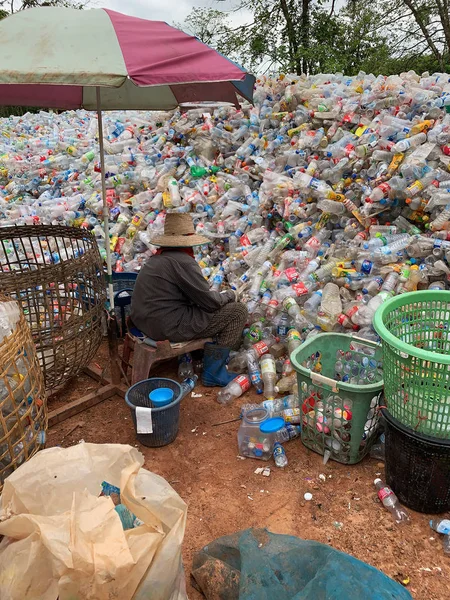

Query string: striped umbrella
0 7 255 306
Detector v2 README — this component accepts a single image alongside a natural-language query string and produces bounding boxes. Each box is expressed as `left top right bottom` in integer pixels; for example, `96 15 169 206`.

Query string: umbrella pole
96 87 115 310
96 88 121 387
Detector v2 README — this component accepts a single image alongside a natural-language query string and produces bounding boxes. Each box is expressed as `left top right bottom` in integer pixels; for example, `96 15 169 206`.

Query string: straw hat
151 213 210 247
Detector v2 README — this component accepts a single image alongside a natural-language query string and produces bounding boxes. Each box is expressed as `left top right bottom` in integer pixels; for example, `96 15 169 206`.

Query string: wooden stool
122 331 212 384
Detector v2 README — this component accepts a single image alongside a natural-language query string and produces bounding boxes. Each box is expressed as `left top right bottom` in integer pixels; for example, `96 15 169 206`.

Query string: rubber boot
202 343 236 387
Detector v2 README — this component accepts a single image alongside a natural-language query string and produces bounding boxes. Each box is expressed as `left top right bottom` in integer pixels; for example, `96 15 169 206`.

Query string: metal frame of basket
0 295 47 491
0 225 106 392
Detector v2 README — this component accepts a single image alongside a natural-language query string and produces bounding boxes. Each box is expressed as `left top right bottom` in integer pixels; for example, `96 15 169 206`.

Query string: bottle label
434 520 450 535
377 486 393 502
292 283 309 296
346 305 359 318
267 299 279 310
361 260 373 274
250 371 262 386
261 360 276 374
287 328 301 341
284 267 299 282
253 341 269 357
337 313 347 326
240 234 252 246
277 324 289 337
246 324 262 343
283 297 296 311
235 375 250 392
273 443 285 457
282 408 301 423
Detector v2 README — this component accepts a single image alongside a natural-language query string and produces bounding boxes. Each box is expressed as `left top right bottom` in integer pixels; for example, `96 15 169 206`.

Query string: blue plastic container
149 387 174 407
125 377 186 447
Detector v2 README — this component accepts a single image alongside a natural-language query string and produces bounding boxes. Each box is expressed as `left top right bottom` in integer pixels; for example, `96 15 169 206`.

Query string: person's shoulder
164 251 195 264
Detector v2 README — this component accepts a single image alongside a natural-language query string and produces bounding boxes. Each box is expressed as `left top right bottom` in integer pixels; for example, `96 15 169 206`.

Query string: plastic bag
0 443 187 600
192 528 412 600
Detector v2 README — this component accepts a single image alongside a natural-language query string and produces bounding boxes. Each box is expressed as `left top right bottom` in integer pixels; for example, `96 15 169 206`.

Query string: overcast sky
98 0 342 30
98 0 251 27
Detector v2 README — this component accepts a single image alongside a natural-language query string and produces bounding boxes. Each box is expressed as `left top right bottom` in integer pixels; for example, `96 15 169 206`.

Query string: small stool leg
132 343 156 385
121 336 132 378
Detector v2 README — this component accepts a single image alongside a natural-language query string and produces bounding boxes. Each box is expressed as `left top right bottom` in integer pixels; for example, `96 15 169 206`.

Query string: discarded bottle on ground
217 375 250 405
374 479 409 523
273 442 288 467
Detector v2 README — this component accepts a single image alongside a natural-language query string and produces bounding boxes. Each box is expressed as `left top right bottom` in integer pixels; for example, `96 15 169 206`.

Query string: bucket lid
149 387 174 407
259 417 285 433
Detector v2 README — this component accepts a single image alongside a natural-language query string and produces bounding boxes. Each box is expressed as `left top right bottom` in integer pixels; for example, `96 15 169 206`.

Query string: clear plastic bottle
180 374 198 396
247 353 264 394
429 519 450 555
303 290 323 315
217 375 250 405
319 282 342 318
275 423 301 442
374 479 409 523
286 328 302 354
260 354 277 400
273 442 288 467
392 132 427 153
178 353 194 379
275 373 296 393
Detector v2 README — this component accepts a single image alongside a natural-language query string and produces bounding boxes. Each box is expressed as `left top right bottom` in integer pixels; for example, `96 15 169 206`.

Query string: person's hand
232 287 243 302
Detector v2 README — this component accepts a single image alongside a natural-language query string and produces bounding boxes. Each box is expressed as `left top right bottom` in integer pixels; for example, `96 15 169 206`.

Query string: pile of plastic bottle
0 300 46 484
3 70 450 462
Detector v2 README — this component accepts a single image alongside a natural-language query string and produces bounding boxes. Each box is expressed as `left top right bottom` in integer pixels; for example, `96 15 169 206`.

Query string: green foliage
178 0 450 76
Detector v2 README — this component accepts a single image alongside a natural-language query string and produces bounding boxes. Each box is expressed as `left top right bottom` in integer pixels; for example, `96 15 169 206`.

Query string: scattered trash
374 479 409 524
304 492 313 501
273 441 288 468
238 408 284 460
254 466 271 477
318 473 326 482
429 519 450 555
191 392 203 398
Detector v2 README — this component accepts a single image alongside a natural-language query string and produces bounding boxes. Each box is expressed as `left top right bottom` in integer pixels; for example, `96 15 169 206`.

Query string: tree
178 0 450 77
370 0 449 72
178 0 391 76
177 8 232 49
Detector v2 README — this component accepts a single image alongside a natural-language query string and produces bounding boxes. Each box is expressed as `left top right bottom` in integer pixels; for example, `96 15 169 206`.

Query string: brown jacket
130 250 235 341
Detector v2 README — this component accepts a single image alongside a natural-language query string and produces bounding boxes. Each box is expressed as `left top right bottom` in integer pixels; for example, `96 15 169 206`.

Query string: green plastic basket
291 333 384 464
373 290 450 439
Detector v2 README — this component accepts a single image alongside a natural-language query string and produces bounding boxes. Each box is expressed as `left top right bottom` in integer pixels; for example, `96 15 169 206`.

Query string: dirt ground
47 344 449 600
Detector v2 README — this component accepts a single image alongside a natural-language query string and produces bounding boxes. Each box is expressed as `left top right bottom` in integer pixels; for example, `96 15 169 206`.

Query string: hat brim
151 234 211 247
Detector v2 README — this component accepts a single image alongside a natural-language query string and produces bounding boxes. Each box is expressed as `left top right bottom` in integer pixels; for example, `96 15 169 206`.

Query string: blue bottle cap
259 417 285 433
149 387 174 407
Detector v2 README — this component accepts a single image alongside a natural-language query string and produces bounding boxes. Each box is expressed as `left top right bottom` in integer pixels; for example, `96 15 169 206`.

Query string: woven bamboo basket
0 225 106 392
0 295 47 492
